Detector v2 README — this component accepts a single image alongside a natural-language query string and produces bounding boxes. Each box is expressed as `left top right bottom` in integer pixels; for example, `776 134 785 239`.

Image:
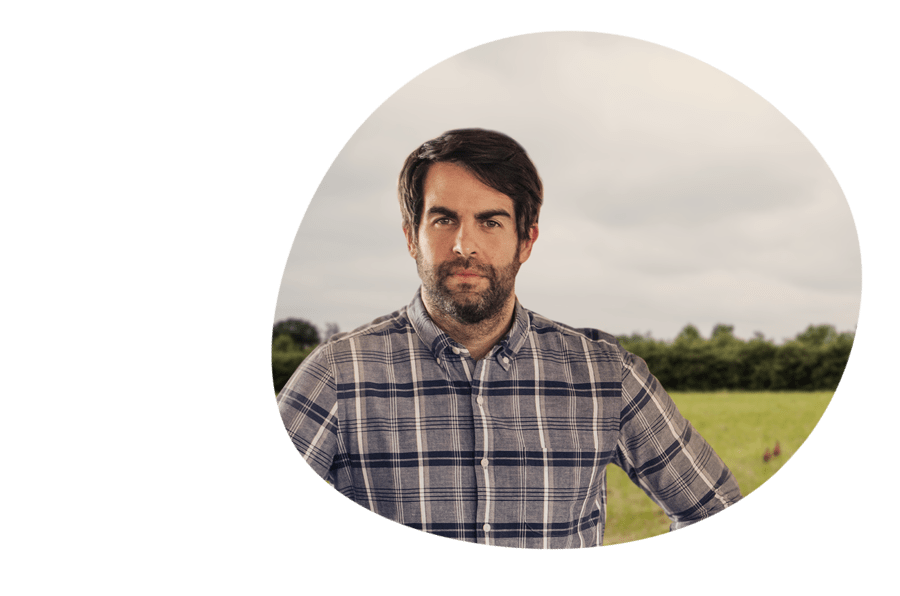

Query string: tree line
616 323 854 391
272 318 854 394
272 318 335 394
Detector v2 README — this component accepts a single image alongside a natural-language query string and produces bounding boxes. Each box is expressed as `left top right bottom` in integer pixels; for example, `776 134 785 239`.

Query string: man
277 128 742 548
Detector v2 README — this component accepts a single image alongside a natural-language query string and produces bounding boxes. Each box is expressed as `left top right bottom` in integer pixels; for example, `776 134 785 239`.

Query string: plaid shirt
277 290 742 548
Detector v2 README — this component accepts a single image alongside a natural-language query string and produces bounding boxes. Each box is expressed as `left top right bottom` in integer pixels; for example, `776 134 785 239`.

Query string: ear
517 224 539 264
403 225 418 259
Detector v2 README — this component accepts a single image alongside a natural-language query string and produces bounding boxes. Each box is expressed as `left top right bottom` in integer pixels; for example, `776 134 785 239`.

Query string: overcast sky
274 32 860 344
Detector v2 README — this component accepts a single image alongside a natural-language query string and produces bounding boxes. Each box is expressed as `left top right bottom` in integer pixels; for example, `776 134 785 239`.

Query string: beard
417 252 521 326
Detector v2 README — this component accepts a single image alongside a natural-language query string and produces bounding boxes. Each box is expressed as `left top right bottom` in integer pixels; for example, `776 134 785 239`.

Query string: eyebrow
474 209 513 221
425 206 513 221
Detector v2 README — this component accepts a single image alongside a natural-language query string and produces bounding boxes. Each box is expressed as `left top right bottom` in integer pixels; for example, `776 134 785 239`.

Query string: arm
612 349 742 531
276 345 340 483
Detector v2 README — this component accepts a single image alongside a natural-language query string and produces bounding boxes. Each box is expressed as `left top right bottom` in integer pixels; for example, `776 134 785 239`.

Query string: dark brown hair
398 128 543 244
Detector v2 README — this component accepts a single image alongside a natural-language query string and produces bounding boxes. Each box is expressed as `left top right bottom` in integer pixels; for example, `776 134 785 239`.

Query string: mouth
450 269 483 279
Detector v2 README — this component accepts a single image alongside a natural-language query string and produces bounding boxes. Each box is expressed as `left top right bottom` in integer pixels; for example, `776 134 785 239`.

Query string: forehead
422 162 514 211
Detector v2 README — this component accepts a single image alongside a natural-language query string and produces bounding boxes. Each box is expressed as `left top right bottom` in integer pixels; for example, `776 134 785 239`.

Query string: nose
452 223 477 257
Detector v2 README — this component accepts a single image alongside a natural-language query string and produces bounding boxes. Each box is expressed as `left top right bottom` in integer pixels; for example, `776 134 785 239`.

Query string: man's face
404 161 538 325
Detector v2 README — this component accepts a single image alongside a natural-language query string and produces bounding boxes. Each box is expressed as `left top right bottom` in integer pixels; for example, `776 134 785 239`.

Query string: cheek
498 239 522 263
417 234 445 259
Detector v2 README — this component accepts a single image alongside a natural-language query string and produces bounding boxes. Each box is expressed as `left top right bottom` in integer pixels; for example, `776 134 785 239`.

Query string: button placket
470 357 492 544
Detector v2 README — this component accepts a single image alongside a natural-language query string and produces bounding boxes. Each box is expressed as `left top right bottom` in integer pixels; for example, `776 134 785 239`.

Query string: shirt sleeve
612 349 742 531
276 345 340 483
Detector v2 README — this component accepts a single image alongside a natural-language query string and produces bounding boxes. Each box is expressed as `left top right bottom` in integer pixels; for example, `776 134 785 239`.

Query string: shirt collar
407 287 533 365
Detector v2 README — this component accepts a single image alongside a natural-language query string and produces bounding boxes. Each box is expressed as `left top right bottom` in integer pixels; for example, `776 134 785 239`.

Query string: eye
484 220 501 228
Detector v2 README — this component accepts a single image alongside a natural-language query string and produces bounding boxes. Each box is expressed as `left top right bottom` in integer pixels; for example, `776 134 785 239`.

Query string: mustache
436 257 494 277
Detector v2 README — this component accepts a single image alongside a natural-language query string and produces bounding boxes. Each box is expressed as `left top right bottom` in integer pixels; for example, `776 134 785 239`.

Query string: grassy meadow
602 391 834 545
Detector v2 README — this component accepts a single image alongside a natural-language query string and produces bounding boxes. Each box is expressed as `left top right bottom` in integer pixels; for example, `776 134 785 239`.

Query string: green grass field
602 391 834 545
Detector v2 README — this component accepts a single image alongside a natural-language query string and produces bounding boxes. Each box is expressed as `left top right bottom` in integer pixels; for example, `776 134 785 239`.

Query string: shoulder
288 307 412 384
314 307 413 354
527 309 625 356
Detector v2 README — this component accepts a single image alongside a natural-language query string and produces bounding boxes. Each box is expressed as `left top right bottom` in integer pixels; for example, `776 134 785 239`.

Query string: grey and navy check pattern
277 290 742 548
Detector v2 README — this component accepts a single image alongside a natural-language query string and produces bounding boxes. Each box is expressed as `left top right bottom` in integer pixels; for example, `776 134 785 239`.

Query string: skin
404 161 538 360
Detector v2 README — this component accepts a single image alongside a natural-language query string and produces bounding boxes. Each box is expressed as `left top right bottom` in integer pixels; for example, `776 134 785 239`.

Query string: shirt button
483 523 491 532
502 356 510 364
481 458 489 467
476 396 484 406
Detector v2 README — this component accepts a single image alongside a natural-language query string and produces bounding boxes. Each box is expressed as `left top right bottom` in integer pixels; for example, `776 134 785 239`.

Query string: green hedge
617 324 854 392
272 333 317 394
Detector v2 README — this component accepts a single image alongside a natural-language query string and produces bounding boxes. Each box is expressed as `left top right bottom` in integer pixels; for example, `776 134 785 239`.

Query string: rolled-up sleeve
276 346 340 482
613 350 742 531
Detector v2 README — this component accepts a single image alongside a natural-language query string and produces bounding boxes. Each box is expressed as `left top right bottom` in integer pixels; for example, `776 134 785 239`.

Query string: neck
421 291 517 361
